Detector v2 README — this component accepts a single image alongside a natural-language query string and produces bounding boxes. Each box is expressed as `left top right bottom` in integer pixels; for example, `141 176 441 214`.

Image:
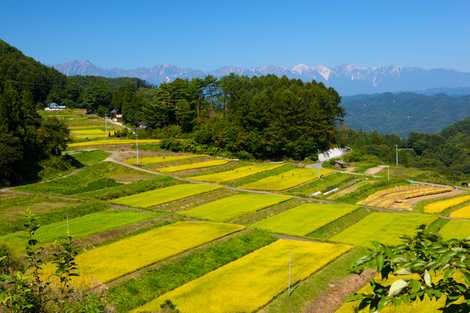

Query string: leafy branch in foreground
351 225 470 312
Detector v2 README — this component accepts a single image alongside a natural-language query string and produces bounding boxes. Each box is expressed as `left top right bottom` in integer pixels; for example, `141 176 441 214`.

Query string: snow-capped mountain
53 61 470 95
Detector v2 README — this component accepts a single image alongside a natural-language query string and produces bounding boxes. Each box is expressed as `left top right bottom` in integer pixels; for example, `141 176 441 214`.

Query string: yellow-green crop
331 212 436 246
191 163 284 182
180 193 292 222
439 219 470 239
158 159 230 173
112 183 221 208
69 138 161 147
44 221 243 288
125 154 203 165
253 203 358 236
241 168 333 191
449 204 470 218
133 239 351 313
423 194 470 213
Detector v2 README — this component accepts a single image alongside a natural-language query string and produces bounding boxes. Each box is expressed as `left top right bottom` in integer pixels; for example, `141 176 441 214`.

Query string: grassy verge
308 207 371 240
260 246 368 313
69 150 109 166
108 229 276 312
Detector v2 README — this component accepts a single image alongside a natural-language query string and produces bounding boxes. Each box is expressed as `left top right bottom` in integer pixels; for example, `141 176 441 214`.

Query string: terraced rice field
253 203 359 236
112 183 221 208
359 184 452 209
180 193 292 222
449 204 470 218
132 239 351 313
0 210 159 252
44 221 243 288
191 163 284 183
439 219 470 239
158 159 230 173
125 154 203 165
423 194 470 213
330 212 436 246
242 168 333 191
69 139 161 147
70 128 107 139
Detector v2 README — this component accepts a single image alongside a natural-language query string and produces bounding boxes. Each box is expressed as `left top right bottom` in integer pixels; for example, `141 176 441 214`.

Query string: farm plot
242 168 333 191
132 239 351 313
330 212 436 246
180 193 292 222
17 162 152 194
157 159 230 173
191 163 284 183
288 172 356 197
423 194 470 213
44 221 243 288
70 128 107 139
112 183 221 208
125 154 203 165
68 139 161 148
359 184 452 210
439 219 470 239
0 210 160 253
449 204 470 218
253 203 359 236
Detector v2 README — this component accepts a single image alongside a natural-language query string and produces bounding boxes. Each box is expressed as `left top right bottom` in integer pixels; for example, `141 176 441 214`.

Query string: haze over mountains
54 60 470 95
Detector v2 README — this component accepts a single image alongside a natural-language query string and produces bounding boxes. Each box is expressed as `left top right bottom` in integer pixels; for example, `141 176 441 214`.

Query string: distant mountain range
54 60 470 95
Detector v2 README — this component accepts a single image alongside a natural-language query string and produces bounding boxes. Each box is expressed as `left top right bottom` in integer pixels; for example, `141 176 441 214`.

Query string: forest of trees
337 117 470 181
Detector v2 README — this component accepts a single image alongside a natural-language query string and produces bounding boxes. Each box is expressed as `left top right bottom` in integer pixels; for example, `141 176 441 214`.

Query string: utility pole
134 131 140 166
395 144 399 166
105 113 108 138
288 251 292 295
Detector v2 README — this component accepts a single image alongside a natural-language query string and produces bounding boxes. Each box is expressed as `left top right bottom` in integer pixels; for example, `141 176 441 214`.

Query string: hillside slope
342 92 470 136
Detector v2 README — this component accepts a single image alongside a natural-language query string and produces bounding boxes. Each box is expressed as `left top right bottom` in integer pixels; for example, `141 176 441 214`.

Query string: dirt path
303 269 375 313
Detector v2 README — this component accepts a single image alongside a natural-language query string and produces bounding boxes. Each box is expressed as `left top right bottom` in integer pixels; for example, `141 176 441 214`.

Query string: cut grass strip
44 221 244 288
158 159 230 173
69 150 109 166
0 210 160 254
331 212 436 246
180 193 292 222
423 194 470 213
308 207 371 240
125 154 203 165
132 239 351 313
112 183 221 208
242 168 333 191
253 203 358 236
449 204 470 218
108 229 275 313
439 219 470 239
191 163 283 183
69 139 161 147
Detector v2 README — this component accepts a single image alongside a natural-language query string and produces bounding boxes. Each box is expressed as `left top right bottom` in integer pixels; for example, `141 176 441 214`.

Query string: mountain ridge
54 60 470 95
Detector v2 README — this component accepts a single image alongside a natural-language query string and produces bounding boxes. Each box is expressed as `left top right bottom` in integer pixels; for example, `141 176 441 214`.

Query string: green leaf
424 270 432 287
388 279 408 297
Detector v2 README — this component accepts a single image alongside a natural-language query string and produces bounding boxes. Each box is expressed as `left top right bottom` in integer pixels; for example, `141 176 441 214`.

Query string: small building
109 109 123 122
45 102 66 111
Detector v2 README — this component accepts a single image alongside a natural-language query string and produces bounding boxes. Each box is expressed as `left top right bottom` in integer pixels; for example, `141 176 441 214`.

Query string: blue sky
1 0 469 71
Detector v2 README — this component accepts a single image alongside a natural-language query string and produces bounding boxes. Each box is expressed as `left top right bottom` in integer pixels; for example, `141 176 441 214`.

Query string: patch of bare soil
303 269 375 313
365 165 386 175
